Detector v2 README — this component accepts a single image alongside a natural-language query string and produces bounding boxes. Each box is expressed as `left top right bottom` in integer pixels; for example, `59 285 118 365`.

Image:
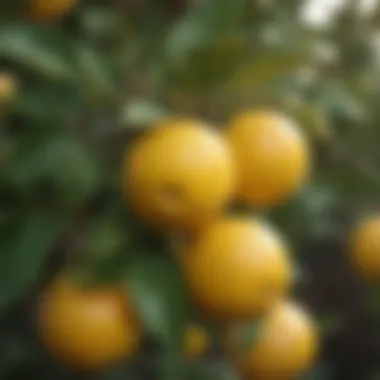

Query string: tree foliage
2 0 380 379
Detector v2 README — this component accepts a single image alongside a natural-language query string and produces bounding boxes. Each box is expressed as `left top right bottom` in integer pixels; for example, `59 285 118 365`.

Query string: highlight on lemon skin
225 109 311 208
226 300 319 380
181 215 293 321
123 118 236 234
350 214 380 280
29 0 78 21
183 325 210 358
37 274 142 370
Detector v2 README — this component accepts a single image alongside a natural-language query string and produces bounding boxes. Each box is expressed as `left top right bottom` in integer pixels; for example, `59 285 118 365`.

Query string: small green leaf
366 284 380 313
120 98 169 128
0 212 69 311
85 214 127 262
165 15 206 68
295 105 333 142
299 363 335 380
0 23 77 82
127 254 191 350
269 185 339 243
81 6 126 40
318 314 343 335
186 360 240 380
233 319 264 356
80 212 132 284
73 43 117 100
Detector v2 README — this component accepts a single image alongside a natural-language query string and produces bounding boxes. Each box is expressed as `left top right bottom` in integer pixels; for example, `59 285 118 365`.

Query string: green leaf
93 361 140 380
165 0 247 68
318 314 343 335
295 105 333 142
120 98 169 128
156 353 187 380
269 185 339 244
85 214 127 262
0 212 69 312
0 23 77 82
11 83 82 123
73 43 117 101
231 319 264 356
186 360 240 380
81 6 127 40
79 212 133 284
9 134 102 207
366 284 380 313
165 15 206 68
127 254 191 350
169 35 247 92
195 0 247 37
226 51 307 93
299 363 335 380
314 82 365 122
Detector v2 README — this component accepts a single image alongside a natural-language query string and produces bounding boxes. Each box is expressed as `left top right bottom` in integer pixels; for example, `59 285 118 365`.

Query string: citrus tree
2 1 380 380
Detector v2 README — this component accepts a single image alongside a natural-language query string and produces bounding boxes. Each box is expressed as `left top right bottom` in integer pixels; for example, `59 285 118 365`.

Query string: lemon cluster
123 111 310 234
37 110 318 379
122 110 318 379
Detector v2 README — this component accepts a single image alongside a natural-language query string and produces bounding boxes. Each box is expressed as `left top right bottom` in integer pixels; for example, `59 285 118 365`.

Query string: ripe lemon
123 118 236 233
183 325 209 358
0 72 18 104
350 215 380 280
182 216 293 320
225 109 311 207
37 275 142 370
29 0 77 21
227 301 319 380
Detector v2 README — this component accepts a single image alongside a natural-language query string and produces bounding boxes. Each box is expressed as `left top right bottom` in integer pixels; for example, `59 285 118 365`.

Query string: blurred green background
2 0 380 379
